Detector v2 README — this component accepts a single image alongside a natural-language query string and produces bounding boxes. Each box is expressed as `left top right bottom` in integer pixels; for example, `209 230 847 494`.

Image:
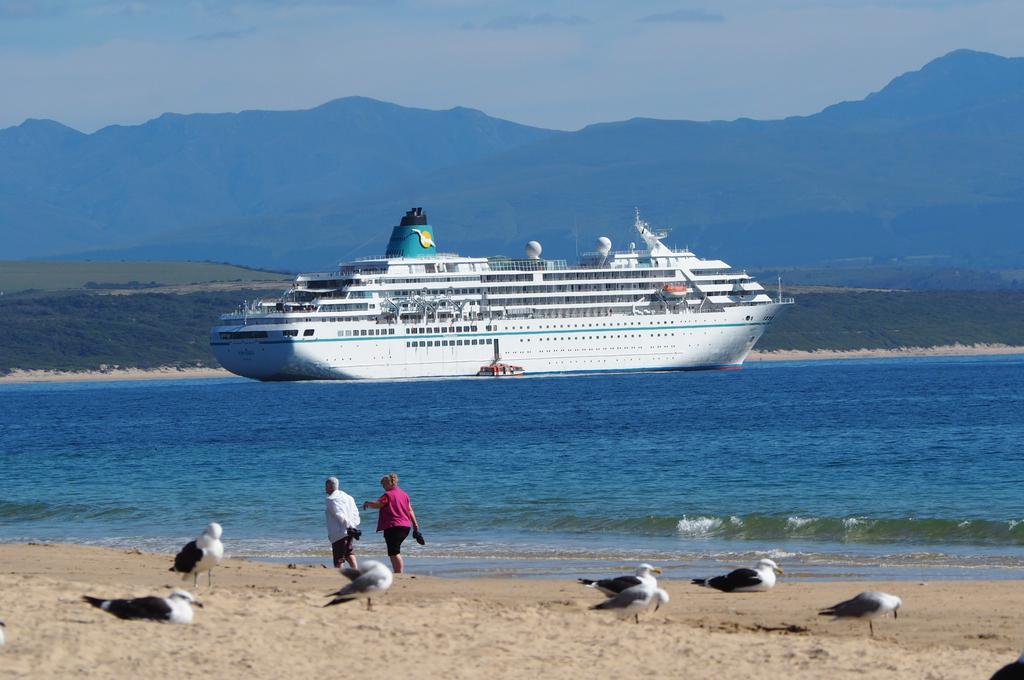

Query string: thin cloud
0 0 65 19
639 8 724 23
189 28 255 41
477 13 591 31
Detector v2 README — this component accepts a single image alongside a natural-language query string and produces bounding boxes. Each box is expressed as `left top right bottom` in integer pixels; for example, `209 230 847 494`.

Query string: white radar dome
596 236 612 254
525 240 543 259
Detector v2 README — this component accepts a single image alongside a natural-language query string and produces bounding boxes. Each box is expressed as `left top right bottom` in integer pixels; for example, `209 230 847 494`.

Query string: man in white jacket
325 476 361 569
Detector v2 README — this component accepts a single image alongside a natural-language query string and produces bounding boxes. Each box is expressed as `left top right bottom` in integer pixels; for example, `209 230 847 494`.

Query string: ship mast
634 208 672 256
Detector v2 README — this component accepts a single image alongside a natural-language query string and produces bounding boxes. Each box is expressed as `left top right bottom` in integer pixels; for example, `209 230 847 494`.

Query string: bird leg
366 597 373 612
193 572 199 588
635 613 640 625
869 621 874 637
208 569 214 589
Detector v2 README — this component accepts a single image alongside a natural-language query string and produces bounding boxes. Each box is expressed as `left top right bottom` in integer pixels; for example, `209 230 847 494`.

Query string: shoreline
1 543 1021 678
0 366 233 384
8 532 1024 581
749 343 1024 362
2 344 1023 384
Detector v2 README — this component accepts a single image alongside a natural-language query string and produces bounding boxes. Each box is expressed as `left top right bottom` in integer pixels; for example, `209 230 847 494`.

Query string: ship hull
212 303 784 381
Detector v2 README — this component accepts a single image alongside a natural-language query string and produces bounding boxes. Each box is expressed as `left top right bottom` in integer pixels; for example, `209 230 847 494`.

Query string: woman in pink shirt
362 472 420 573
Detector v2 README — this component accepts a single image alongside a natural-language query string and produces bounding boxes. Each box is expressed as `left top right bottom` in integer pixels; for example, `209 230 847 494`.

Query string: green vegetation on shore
0 291 257 373
0 260 290 293
757 290 1024 351
1 290 1022 374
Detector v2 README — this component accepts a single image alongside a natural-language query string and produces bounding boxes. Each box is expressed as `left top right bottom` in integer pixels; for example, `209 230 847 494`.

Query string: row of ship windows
529 334 677 340
498 320 681 330
411 325 479 334
221 318 747 341
406 339 494 348
542 270 678 281
337 328 397 337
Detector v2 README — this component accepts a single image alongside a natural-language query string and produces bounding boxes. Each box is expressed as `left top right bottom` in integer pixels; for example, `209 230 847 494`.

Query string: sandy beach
747 343 1024 362
0 367 232 384
2 344 1023 384
0 544 1020 678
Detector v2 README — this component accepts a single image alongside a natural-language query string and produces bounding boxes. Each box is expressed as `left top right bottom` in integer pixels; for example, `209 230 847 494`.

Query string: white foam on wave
842 517 865 529
786 516 814 530
676 516 723 537
728 516 744 527
1009 520 1022 530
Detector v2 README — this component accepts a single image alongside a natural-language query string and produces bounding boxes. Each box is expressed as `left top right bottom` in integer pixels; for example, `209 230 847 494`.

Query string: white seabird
591 581 670 624
692 558 784 592
579 563 662 596
170 522 224 588
989 650 1024 680
324 560 393 611
819 591 902 636
83 589 202 624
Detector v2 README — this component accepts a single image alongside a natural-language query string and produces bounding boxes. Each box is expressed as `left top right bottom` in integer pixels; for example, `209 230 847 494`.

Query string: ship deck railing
487 258 568 271
219 297 793 325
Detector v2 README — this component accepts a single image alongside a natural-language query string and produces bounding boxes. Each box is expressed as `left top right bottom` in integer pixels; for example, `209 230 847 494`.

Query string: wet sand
0 544 1021 678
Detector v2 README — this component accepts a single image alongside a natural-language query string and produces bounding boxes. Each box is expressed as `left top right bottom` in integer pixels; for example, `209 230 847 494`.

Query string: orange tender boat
477 362 525 377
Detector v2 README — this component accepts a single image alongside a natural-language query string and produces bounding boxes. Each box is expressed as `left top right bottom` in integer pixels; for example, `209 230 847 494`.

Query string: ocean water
2 355 1023 580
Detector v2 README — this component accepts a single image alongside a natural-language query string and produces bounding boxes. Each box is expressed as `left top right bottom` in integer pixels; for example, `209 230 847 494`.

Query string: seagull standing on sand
324 560 393 611
591 580 670 624
691 558 784 592
818 591 902 636
82 590 202 624
989 650 1024 680
170 522 224 588
579 563 662 596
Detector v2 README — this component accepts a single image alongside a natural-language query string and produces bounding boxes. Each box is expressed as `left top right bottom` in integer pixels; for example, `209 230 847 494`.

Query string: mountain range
2 48 1023 271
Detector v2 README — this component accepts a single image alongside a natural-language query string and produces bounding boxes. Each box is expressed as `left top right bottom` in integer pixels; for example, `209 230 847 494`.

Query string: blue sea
2 355 1023 580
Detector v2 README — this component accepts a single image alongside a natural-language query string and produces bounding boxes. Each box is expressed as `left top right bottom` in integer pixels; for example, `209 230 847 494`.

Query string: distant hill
2 49 1023 270
0 98 557 260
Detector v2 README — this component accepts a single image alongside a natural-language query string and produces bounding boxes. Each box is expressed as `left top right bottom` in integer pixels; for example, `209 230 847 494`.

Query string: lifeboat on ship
661 283 689 298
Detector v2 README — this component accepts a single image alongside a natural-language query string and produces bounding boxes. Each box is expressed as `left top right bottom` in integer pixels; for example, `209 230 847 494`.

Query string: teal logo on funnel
386 208 437 258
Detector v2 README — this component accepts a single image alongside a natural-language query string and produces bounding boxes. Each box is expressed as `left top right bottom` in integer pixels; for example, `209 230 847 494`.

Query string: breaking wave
669 513 1024 544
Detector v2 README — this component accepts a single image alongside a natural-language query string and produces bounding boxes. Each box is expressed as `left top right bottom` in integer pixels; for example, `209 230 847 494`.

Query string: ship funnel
385 207 438 258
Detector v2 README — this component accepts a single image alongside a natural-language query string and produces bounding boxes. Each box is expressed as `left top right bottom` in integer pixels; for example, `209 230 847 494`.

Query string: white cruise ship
211 208 793 380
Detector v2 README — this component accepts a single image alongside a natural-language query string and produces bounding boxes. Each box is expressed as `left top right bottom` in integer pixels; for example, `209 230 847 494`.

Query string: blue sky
0 0 1020 132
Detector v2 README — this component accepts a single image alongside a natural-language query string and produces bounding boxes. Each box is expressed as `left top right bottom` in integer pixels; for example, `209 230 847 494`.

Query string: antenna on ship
777 275 782 303
573 212 580 261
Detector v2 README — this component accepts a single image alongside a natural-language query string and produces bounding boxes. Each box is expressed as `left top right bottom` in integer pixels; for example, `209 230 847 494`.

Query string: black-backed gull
579 563 661 596
83 589 201 624
691 558 783 592
170 522 224 588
